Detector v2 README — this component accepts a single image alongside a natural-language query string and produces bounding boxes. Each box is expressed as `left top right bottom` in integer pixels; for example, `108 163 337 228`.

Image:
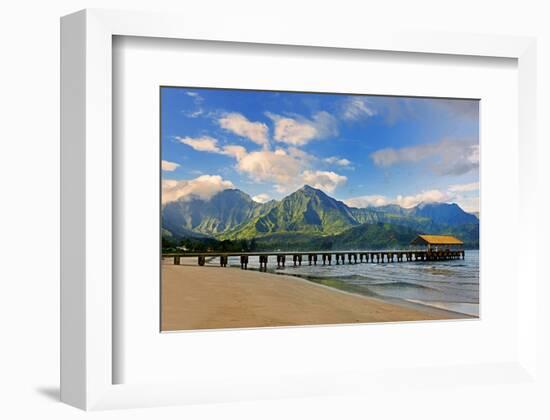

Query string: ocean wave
362 280 438 290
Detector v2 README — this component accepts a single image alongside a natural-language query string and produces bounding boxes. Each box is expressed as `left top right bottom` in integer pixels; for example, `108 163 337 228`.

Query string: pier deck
163 249 465 270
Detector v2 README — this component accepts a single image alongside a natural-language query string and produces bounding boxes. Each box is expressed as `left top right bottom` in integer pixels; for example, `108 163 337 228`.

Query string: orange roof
411 234 464 245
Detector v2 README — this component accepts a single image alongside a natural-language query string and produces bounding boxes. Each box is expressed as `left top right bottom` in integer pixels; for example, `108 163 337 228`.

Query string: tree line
162 236 258 253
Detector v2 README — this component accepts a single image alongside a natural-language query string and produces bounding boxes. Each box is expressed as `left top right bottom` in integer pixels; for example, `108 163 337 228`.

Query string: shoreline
250 268 476 318
161 261 470 331
266 270 478 318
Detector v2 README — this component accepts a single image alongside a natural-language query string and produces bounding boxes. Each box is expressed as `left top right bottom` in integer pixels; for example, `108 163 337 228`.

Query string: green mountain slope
162 189 275 237
249 223 419 251
331 222 420 249
219 185 358 239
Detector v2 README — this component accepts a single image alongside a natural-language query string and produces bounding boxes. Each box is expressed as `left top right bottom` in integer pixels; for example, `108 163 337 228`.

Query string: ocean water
222 250 479 317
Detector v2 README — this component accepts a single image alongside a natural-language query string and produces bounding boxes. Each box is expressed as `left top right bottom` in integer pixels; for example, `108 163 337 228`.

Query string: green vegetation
162 235 258 253
161 185 479 252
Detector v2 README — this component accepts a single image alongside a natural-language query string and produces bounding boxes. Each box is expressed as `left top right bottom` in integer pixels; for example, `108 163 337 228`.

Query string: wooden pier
164 235 466 270
164 249 465 270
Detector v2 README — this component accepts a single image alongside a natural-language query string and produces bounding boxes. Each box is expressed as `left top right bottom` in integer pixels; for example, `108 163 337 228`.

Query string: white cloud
454 195 479 213
184 109 204 118
236 149 303 190
176 134 347 194
161 160 180 172
269 114 314 145
345 189 450 209
178 136 221 153
266 111 338 146
218 113 269 147
286 146 307 159
286 146 316 164
341 97 377 121
344 184 480 213
370 138 479 176
184 91 203 102
324 156 351 166
448 181 479 193
222 144 248 160
182 91 205 118
395 189 451 208
302 170 347 193
344 195 390 208
252 193 271 203
177 135 250 161
162 175 234 204
234 148 347 193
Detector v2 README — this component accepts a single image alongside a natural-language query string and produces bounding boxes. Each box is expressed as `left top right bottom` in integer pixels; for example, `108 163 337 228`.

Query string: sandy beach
161 260 467 331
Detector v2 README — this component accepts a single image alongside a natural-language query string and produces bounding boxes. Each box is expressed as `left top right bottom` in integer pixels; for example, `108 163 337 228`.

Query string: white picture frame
61 8 541 411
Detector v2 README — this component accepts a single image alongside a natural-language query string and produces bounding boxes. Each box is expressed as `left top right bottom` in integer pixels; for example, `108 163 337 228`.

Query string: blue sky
161 87 479 213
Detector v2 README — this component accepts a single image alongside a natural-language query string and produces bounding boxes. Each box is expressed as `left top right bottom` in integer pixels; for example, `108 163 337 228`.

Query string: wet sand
161 262 467 331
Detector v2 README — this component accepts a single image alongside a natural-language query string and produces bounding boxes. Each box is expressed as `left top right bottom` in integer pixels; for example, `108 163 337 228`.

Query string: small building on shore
410 234 464 252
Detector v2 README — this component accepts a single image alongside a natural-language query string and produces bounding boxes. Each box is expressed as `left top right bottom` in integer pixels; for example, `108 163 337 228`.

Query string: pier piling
220 255 228 267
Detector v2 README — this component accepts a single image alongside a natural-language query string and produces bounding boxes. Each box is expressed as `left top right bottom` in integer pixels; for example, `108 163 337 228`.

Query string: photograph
160 87 480 331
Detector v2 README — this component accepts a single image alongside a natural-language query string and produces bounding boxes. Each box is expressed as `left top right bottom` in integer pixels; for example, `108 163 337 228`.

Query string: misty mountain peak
215 188 253 201
297 184 320 194
294 184 330 199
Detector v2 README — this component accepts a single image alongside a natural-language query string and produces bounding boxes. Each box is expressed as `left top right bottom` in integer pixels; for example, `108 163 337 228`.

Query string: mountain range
162 185 479 250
